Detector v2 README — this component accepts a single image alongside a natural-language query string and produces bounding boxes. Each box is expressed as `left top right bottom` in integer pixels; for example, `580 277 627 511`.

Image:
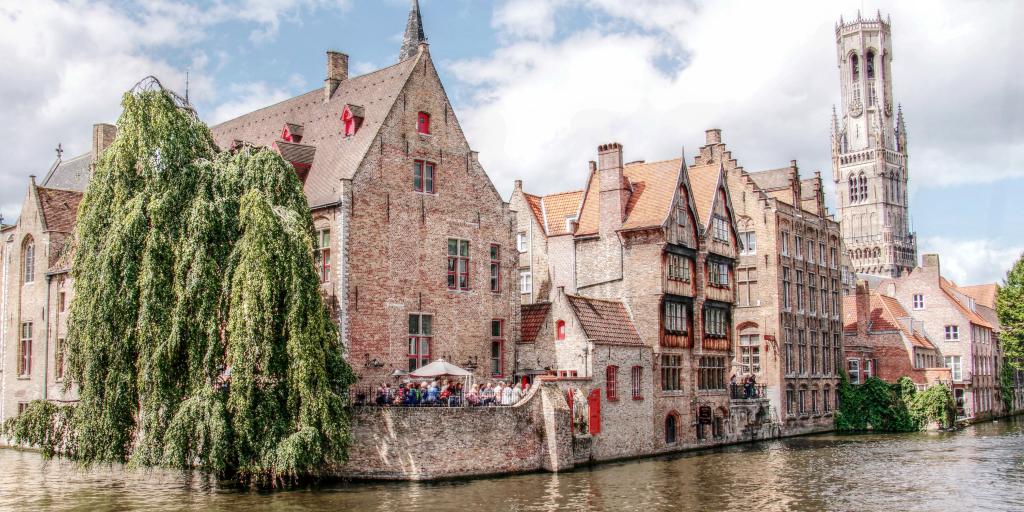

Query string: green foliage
997 252 1024 372
2 82 354 486
836 373 956 431
905 379 956 429
999 359 1015 412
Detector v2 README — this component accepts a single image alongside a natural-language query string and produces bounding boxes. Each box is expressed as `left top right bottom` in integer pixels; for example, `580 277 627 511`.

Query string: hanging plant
3 78 354 487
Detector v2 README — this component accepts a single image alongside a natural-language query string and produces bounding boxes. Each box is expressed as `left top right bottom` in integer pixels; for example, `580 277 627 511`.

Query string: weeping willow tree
3 78 354 486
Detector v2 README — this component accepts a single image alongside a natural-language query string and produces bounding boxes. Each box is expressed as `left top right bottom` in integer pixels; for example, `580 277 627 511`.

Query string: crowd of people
361 380 531 407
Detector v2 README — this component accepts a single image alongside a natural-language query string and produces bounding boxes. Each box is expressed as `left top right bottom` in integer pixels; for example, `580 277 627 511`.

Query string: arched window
556 320 566 340
850 53 860 82
665 413 678 444
22 237 34 284
417 112 431 135
866 50 876 79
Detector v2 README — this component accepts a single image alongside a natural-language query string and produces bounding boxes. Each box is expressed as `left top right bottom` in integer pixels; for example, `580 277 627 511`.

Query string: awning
409 359 473 378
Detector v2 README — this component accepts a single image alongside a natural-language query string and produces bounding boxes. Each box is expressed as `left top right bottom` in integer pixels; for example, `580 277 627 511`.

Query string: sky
0 0 1021 285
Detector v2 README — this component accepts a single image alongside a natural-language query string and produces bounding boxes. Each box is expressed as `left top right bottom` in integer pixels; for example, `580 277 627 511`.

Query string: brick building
716 129 845 434
508 183 582 304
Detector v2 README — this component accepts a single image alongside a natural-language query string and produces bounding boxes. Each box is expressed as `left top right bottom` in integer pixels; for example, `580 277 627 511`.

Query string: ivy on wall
2 80 354 487
836 372 955 432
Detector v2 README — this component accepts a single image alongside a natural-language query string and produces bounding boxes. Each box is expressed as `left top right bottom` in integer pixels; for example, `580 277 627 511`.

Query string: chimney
597 143 626 234
705 128 722 145
325 51 349 102
91 123 117 163
922 254 940 275
855 280 871 337
514 180 523 192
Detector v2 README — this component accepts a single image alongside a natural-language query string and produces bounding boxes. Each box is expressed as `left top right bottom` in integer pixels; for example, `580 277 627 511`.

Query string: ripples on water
1 417 1022 511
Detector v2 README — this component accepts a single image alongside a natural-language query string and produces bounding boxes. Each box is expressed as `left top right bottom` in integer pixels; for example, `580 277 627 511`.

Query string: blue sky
1 0 1021 284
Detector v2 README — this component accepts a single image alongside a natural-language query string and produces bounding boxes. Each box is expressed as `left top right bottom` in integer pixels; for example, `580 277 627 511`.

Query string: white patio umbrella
408 358 473 378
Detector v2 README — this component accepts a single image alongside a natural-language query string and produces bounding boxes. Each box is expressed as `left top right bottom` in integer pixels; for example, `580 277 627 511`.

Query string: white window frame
516 232 527 253
944 325 959 341
519 271 532 294
847 359 860 384
740 231 756 255
912 294 924 310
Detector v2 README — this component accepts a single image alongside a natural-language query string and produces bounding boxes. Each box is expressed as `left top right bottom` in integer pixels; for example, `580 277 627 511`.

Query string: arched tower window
850 54 860 82
866 50 876 79
848 175 856 203
22 236 34 284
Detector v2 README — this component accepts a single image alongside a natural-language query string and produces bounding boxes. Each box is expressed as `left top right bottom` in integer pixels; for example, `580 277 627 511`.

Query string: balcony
730 383 766 400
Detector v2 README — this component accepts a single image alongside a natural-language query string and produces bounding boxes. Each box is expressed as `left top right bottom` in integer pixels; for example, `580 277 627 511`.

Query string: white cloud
456 0 1024 204
920 236 1021 285
207 82 295 125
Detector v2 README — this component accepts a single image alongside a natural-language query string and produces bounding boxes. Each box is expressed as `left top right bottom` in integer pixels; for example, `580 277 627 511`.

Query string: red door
588 389 601 435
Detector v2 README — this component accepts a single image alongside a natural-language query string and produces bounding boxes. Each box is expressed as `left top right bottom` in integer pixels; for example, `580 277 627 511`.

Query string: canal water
1 416 1022 511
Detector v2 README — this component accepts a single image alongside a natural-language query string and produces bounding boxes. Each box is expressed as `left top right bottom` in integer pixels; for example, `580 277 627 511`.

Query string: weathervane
55 143 63 160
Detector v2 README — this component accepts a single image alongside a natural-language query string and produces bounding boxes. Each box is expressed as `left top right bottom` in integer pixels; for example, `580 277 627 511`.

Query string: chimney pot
92 123 117 163
325 51 349 102
514 180 522 191
705 128 722 145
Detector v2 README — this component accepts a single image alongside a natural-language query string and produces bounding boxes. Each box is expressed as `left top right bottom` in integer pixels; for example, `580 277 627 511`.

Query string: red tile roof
686 162 721 228
957 283 998 310
524 193 544 229
520 303 551 343
843 293 936 349
566 295 643 345
940 277 993 329
541 190 583 236
574 158 682 237
36 187 83 234
210 55 421 208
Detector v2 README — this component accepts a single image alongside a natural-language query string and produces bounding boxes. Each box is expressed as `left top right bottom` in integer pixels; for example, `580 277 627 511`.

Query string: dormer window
342 104 365 137
417 112 431 135
281 123 303 143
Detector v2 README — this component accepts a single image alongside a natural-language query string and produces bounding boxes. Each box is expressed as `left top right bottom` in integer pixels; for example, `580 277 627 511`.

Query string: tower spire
398 0 426 62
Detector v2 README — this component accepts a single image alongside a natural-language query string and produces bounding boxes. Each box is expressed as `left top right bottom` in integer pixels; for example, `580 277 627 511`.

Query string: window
850 53 860 81
807 239 815 264
413 160 435 194
489 245 501 293
821 277 829 316
945 325 960 341
18 322 32 376
740 231 756 255
516 232 527 252
786 389 796 416
664 301 687 334
945 355 962 381
823 387 832 412
704 307 727 337
798 330 806 374
712 216 729 242
519 271 532 294
564 216 576 232
667 253 691 282
698 356 726 390
785 330 794 375
18 402 30 416
631 366 643 400
830 247 838 268
834 333 842 375
798 389 807 414
795 236 803 259
863 359 874 380
22 238 34 284
866 50 875 79
810 331 819 374
740 334 760 373
665 414 678 444
314 228 330 283
447 239 470 291
811 389 820 414
556 320 566 340
808 274 817 314
491 320 504 377
606 365 619 401
822 331 831 374
661 354 682 391
780 231 790 256
417 111 431 134
55 338 66 381
796 270 804 311
408 314 432 371
737 267 757 307
59 292 67 312
913 294 924 310
819 242 826 265
709 261 729 287
342 106 360 136
782 267 791 310
848 359 860 384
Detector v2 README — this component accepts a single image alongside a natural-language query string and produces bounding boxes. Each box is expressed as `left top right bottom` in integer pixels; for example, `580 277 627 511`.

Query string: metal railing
730 383 767 400
349 385 524 408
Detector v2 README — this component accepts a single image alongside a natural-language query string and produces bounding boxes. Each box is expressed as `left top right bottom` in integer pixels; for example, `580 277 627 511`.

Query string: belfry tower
832 12 916 277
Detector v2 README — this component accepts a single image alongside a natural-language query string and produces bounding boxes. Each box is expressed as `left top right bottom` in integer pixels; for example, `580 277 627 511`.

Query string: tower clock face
849 99 863 118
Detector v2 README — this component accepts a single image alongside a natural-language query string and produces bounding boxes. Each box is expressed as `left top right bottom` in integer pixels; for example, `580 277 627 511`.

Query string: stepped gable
566 295 643 346
209 55 420 208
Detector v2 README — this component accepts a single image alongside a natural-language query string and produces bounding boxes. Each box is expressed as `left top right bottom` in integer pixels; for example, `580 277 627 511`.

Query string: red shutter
566 389 574 430
588 388 601 435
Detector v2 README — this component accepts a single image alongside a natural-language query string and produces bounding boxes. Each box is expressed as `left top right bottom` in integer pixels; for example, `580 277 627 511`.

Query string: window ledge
17 376 32 380
659 390 687 397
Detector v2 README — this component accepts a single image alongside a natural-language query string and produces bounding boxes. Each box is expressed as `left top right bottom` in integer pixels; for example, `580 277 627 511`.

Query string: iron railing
730 383 767 400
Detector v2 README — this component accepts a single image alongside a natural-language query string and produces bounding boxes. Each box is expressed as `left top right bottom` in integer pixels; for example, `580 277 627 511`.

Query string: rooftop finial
56 142 63 160
398 0 426 62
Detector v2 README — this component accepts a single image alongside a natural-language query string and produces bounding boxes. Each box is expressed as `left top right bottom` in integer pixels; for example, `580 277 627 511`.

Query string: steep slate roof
520 302 551 343
36 187 83 233
209 55 421 208
687 162 721 227
565 295 643 345
42 153 92 192
940 277 993 329
574 158 681 236
957 284 998 310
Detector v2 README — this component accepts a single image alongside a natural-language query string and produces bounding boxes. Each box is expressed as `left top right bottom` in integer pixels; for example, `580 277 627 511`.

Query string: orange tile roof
686 162 721 228
877 294 935 349
842 293 935 349
957 283 998 310
521 303 551 343
566 295 643 345
940 278 993 328
541 190 584 236
573 158 685 237
524 193 545 229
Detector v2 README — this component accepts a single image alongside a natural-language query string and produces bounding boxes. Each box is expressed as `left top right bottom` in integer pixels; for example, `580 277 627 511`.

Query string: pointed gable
521 302 552 343
687 162 723 229
574 158 684 236
36 187 83 233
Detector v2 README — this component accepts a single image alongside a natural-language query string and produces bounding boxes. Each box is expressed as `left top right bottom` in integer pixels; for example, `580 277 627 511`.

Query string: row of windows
786 386 834 417
778 230 839 268
666 253 730 288
606 365 644 401
782 268 841 317
661 302 729 339
657 354 729 392
848 174 868 203
408 314 506 377
784 330 842 377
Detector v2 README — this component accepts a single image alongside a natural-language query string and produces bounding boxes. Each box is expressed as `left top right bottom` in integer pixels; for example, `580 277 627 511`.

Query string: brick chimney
91 123 117 163
855 279 871 337
597 143 626 234
922 253 940 275
705 128 722 145
325 50 349 102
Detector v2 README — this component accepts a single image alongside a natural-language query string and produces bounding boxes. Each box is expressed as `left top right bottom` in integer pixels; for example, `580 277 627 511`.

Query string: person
439 382 451 406
376 383 390 406
730 373 738 394
501 381 514 406
467 384 481 406
394 383 407 406
481 382 495 406
511 383 523 404
744 374 754 399
426 381 440 405
494 382 504 405
522 382 530 399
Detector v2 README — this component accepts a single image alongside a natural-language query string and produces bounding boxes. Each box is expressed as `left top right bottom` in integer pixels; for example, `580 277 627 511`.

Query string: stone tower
831 12 916 277
398 0 426 62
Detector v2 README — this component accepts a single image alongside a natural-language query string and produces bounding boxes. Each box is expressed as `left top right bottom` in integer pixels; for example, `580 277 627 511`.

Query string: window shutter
588 388 601 435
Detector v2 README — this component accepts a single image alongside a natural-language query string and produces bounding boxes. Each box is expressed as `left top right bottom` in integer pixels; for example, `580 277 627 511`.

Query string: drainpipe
43 274 50 401
0 241 9 422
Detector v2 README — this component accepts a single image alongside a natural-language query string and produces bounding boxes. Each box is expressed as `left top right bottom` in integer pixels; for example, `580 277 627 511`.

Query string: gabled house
509 183 583 304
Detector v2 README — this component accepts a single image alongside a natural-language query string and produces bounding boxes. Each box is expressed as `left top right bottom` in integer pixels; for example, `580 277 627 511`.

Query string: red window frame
491 319 504 377
342 107 358 137
631 366 643 400
447 239 470 291
408 314 432 371
414 160 435 194
489 244 501 293
18 322 31 376
417 111 431 134
556 320 566 340
314 228 331 283
606 365 619 401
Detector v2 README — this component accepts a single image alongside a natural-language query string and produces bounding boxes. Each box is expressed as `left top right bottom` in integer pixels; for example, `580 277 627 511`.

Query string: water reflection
1 417 1022 511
